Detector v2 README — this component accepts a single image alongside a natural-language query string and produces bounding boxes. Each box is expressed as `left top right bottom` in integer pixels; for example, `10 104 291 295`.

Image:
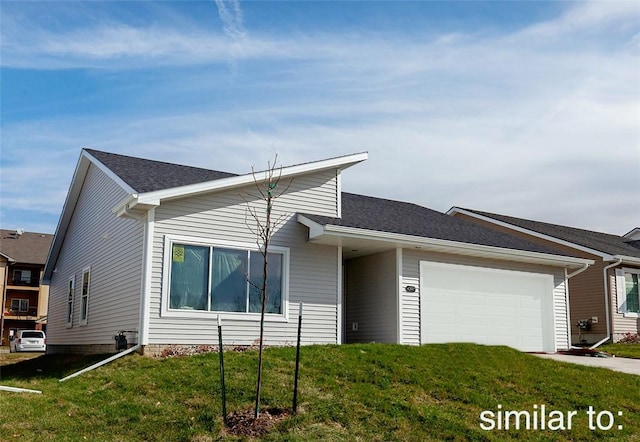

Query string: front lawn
599 343 640 359
1 344 639 441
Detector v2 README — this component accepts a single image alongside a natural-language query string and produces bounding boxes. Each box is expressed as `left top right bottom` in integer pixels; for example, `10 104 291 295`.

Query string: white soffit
298 215 594 270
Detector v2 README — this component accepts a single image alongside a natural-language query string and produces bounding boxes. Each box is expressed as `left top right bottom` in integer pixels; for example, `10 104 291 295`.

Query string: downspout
566 262 589 279
0 262 10 345
565 263 589 349
0 385 42 394
138 208 155 350
590 258 623 349
59 344 141 382
58 207 152 383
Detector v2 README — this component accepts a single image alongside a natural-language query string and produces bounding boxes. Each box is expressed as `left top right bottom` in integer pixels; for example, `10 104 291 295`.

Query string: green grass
599 344 640 359
1 344 640 441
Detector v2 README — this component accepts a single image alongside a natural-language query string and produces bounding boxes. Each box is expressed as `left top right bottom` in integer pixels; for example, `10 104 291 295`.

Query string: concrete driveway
535 353 640 376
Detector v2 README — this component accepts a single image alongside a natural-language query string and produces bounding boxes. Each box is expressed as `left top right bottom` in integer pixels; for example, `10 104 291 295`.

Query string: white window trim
66 276 75 328
80 266 91 326
161 235 290 322
616 267 640 318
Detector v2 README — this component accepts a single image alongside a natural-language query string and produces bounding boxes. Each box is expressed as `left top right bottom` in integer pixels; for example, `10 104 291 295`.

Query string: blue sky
1 0 638 236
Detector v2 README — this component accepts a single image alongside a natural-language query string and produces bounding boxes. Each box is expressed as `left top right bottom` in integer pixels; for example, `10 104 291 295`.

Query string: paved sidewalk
535 353 640 376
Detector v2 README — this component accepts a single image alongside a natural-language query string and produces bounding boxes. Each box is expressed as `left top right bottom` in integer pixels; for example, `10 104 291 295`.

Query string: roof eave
615 255 640 266
44 153 91 281
298 215 594 270
135 152 368 205
447 207 613 260
112 195 159 219
0 252 16 263
45 149 144 281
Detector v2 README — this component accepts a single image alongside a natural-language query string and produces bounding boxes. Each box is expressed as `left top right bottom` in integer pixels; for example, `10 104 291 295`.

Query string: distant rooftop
458 209 640 258
0 229 54 264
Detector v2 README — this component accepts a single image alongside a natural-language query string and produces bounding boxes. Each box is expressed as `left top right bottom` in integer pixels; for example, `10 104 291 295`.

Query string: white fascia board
44 153 92 281
447 207 613 260
136 152 368 205
615 255 640 266
45 149 148 280
319 224 594 269
297 215 328 239
623 228 640 240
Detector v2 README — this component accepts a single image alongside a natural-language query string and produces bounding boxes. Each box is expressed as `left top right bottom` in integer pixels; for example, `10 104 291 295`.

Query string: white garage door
420 261 555 352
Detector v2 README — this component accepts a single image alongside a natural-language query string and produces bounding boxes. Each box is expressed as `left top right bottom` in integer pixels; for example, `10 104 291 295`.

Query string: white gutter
0 385 42 394
59 344 141 382
614 255 640 266
590 258 623 349
298 215 594 270
567 262 590 279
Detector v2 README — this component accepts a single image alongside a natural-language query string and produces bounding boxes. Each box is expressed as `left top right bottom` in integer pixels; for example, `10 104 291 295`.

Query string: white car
9 330 46 353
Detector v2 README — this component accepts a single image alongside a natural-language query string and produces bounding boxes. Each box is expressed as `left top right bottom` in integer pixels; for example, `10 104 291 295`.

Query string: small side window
66 276 75 327
80 268 91 325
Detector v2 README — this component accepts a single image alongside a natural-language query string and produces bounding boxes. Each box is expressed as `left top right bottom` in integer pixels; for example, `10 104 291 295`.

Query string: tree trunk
254 191 272 419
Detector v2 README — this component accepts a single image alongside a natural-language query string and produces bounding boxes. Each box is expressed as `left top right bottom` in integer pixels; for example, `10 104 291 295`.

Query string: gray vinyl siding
611 266 640 340
47 164 144 346
401 249 570 350
345 251 397 343
147 170 340 346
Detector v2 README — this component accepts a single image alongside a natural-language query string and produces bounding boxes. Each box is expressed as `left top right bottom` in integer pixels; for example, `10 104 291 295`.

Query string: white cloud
215 0 245 40
521 0 640 39
0 1 638 234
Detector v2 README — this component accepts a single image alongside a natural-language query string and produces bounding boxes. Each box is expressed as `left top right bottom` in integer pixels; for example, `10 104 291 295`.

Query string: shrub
618 333 640 344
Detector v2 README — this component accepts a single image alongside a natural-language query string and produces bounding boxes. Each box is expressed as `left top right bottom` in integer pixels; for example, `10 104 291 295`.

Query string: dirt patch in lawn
224 407 290 438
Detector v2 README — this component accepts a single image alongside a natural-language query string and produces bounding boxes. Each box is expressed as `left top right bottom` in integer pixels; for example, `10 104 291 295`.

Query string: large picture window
168 241 286 315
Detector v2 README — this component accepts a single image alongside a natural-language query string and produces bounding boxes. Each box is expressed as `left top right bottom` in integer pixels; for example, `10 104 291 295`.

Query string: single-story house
448 208 640 346
44 149 593 355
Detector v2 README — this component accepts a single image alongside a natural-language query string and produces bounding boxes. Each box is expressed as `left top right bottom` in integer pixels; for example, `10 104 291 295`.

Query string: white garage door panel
420 261 555 352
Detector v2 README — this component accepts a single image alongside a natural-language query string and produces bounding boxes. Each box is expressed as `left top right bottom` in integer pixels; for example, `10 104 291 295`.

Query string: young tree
244 155 292 419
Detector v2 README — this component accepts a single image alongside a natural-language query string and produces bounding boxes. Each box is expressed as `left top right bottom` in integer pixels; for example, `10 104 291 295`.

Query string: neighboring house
43 149 593 355
449 208 640 346
0 229 54 345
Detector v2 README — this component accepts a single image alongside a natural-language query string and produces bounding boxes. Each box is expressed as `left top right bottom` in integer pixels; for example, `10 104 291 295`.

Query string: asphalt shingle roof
86 149 237 193
0 230 54 264
82 150 587 258
461 209 640 258
303 193 576 257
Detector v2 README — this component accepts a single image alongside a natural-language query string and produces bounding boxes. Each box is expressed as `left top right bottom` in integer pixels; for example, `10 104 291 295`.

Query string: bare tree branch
240 154 294 420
